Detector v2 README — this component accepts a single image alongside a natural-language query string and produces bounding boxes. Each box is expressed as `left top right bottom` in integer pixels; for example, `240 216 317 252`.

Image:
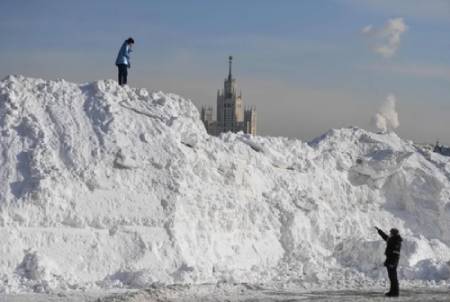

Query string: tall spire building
201 56 257 135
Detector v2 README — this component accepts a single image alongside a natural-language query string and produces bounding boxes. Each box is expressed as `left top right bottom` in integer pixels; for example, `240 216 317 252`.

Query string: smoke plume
362 18 408 58
372 94 399 133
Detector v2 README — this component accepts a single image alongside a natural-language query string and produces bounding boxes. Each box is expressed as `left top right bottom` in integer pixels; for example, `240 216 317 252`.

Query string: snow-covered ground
0 76 449 298
4 286 450 301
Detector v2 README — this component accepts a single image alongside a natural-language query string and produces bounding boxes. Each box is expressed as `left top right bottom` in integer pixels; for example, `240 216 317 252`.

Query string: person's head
126 37 135 45
390 228 399 236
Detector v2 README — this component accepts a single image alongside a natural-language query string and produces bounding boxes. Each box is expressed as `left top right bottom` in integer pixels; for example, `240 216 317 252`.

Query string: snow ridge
0 76 449 293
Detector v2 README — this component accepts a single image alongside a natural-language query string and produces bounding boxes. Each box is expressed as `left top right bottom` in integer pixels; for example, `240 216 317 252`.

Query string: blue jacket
115 40 132 66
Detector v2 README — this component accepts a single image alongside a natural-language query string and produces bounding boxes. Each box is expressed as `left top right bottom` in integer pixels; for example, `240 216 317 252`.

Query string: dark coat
377 229 402 267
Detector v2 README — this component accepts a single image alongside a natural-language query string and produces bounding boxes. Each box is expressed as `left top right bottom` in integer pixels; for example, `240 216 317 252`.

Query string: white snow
0 75 449 294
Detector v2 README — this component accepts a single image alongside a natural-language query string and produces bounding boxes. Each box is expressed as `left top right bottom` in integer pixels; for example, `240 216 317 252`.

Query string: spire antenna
228 56 233 80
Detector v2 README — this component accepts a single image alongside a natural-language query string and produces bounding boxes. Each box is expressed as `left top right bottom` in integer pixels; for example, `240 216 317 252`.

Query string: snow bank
0 75 449 293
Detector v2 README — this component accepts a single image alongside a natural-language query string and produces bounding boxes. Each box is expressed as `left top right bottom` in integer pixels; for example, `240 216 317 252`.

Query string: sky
1 0 449 144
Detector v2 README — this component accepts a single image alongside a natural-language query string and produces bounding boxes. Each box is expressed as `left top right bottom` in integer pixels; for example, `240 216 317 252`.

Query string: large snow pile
0 75 449 293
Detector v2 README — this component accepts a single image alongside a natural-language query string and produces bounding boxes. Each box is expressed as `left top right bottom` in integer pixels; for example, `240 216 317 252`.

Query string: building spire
228 55 233 80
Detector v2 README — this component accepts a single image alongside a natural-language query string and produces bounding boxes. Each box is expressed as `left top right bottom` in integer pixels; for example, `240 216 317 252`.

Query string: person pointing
375 226 402 297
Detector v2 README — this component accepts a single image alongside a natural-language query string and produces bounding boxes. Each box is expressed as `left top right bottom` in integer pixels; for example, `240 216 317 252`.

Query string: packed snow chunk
15 250 61 292
0 76 449 293
101 270 155 288
414 260 450 281
353 150 412 178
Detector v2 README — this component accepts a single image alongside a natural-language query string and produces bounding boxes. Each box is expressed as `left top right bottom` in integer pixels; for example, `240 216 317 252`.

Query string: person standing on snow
115 37 134 86
375 227 402 297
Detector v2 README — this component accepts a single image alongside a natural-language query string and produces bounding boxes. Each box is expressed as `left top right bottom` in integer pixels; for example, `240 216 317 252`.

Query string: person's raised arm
375 226 388 241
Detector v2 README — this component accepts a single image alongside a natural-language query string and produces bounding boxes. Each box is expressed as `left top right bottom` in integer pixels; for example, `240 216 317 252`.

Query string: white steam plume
372 94 399 133
362 18 408 58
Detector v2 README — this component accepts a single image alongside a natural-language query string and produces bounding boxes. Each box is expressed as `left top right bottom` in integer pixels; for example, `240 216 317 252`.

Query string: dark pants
387 266 399 295
117 64 128 86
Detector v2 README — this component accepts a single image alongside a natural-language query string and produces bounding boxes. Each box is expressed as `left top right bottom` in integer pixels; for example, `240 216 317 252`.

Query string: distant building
201 56 257 136
434 141 450 157
200 106 214 129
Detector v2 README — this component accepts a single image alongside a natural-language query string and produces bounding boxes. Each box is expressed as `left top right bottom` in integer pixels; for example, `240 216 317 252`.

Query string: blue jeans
117 64 128 86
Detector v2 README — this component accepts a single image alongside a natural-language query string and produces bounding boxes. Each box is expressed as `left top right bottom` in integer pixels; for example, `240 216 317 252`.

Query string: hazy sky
1 0 449 144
